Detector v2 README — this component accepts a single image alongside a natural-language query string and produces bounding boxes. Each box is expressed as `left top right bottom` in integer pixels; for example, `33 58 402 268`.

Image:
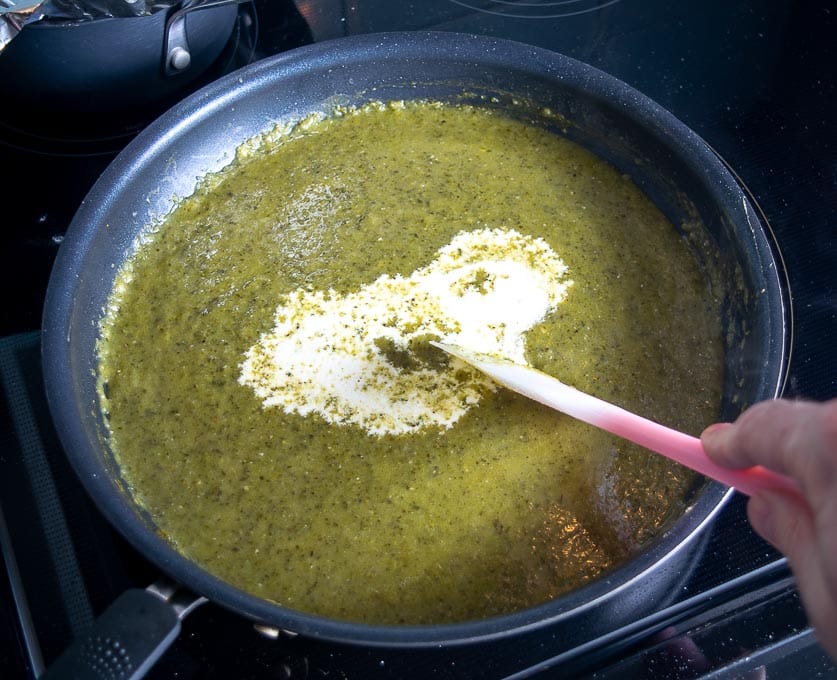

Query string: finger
749 487 837 603
701 399 812 470
814 487 837 608
701 398 837 505
748 491 837 659
746 490 813 558
793 554 837 660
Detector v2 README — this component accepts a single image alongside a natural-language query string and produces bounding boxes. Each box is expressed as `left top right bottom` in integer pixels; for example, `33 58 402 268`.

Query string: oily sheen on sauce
97 101 723 624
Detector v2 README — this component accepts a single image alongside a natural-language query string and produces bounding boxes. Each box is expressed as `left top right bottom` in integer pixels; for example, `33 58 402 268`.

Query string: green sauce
98 102 723 624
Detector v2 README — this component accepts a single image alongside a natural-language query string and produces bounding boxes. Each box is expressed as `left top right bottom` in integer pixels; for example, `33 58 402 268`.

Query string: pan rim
41 30 788 647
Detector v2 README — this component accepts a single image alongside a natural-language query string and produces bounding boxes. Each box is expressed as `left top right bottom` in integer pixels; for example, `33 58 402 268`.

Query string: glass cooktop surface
1 1 835 678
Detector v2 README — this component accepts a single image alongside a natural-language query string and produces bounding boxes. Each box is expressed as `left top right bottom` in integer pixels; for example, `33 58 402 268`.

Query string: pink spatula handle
542 379 802 499
433 343 802 499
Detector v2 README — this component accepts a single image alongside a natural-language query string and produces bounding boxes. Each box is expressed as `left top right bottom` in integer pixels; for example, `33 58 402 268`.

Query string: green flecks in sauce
98 101 723 625
239 227 570 434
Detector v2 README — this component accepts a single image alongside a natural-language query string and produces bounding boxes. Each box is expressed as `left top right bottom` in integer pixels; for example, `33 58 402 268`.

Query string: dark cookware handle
164 0 248 75
41 580 207 680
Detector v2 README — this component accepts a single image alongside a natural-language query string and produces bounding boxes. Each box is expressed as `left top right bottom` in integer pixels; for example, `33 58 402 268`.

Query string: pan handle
40 579 207 680
163 0 249 75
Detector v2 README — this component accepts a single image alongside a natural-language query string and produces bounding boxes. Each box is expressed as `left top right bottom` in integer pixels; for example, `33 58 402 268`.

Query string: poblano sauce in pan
98 101 723 624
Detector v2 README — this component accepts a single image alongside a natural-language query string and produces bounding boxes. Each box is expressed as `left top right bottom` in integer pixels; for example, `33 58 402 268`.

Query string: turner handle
41 581 207 680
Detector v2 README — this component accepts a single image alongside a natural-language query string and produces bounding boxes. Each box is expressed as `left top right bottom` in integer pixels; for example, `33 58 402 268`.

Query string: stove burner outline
446 0 621 19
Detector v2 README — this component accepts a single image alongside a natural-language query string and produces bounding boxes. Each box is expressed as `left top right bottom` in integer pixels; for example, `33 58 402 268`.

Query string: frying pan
40 32 789 677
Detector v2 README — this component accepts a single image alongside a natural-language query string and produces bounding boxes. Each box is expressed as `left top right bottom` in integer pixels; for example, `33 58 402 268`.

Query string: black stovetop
1 1 836 678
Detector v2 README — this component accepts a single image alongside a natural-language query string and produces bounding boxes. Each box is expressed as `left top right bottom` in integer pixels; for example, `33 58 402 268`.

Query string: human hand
701 398 837 660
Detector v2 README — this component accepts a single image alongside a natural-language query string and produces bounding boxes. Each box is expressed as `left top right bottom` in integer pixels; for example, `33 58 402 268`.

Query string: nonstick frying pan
40 31 789 677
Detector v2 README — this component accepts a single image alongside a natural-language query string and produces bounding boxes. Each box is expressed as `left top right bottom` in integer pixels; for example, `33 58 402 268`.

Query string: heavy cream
239 227 572 436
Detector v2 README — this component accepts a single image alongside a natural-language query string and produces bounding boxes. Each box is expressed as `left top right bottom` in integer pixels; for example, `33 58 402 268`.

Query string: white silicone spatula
431 342 801 499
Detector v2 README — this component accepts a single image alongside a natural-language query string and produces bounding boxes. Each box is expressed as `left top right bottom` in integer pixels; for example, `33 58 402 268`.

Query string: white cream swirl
239 227 572 436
